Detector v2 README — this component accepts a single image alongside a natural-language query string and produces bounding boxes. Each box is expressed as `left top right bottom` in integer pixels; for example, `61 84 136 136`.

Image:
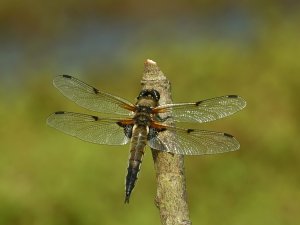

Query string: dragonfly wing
148 126 240 155
53 75 135 115
47 111 131 145
154 95 246 123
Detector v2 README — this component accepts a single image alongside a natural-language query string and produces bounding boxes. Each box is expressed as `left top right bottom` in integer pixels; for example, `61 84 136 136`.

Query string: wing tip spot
227 95 238 98
54 111 65 114
62 74 72 79
93 87 99 94
91 115 99 121
195 100 202 106
187 129 194 133
224 133 234 138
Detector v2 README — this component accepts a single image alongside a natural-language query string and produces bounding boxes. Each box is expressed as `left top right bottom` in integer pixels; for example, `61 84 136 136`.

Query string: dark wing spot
224 133 234 138
160 128 167 132
187 129 194 133
62 74 72 79
148 127 167 140
195 101 203 106
148 128 158 140
54 111 65 114
91 115 99 121
227 95 238 98
93 87 99 94
116 122 133 138
116 121 123 127
124 125 133 138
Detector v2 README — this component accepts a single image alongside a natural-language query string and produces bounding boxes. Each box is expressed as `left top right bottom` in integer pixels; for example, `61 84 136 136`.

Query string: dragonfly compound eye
137 89 160 101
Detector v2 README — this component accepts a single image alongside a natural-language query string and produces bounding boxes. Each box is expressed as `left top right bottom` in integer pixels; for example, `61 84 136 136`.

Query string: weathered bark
141 59 192 225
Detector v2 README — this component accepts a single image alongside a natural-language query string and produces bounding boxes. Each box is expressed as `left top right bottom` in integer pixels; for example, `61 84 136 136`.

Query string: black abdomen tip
124 194 130 204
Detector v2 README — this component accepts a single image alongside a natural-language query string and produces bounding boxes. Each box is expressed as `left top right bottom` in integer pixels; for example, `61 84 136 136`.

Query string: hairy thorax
133 97 158 127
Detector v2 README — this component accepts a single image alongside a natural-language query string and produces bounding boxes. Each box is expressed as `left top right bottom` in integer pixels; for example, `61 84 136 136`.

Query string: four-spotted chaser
47 75 246 203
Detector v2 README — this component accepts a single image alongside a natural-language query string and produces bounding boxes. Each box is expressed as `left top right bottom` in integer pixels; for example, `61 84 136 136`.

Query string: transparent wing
47 111 131 145
153 95 246 123
148 126 240 155
53 75 135 115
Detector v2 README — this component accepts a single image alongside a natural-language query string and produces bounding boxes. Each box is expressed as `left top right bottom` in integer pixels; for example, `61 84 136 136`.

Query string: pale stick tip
142 59 166 82
145 59 157 65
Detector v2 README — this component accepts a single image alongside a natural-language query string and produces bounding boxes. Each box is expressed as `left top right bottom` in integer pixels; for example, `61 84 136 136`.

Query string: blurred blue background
0 1 299 224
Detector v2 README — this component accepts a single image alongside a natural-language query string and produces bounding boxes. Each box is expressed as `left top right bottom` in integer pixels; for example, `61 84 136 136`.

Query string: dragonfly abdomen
125 125 148 203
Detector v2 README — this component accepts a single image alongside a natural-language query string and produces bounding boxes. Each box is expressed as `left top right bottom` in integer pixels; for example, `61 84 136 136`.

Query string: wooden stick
141 59 192 225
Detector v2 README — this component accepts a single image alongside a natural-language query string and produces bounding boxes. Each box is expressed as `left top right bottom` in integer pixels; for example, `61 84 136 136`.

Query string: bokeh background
0 1 299 225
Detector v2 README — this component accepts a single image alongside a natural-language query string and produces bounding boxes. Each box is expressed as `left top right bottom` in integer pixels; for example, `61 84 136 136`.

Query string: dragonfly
47 75 246 203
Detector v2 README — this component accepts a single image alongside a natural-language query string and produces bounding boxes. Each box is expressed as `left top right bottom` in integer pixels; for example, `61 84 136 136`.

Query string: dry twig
141 59 192 225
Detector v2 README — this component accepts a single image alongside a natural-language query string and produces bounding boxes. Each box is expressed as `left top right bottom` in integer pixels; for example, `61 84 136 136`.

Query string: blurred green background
0 0 299 225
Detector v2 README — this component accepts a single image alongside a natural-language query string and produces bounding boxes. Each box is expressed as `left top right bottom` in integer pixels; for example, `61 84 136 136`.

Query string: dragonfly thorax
136 105 152 113
133 112 152 126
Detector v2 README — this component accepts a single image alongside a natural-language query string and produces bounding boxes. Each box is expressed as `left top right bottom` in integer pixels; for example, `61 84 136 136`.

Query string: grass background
0 1 299 224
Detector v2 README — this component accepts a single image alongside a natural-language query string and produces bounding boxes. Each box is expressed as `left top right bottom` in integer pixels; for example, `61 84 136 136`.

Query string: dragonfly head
137 89 160 101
